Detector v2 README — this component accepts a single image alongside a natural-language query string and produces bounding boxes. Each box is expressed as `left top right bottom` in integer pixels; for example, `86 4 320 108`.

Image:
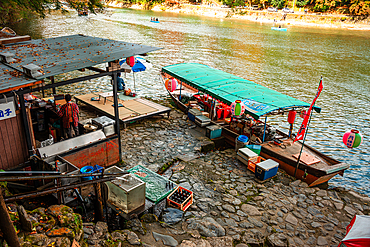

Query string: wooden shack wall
61 137 119 168
0 110 29 170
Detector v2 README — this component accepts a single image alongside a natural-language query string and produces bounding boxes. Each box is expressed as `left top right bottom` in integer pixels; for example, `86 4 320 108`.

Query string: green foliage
0 0 103 25
349 0 370 15
296 0 310 7
313 0 330 12
223 0 246 7
271 0 286 8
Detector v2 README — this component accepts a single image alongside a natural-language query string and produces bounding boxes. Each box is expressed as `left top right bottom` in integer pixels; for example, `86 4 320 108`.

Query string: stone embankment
2 105 369 246
118 107 370 246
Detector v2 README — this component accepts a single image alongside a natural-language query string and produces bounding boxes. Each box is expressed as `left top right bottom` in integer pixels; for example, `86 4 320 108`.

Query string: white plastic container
104 166 145 214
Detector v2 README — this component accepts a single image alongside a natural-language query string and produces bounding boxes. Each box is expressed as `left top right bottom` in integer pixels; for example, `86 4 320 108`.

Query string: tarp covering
339 215 370 247
162 63 321 119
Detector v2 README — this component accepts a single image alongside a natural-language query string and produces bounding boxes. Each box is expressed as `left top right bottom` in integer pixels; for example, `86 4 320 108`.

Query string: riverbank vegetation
109 0 370 17
0 0 103 26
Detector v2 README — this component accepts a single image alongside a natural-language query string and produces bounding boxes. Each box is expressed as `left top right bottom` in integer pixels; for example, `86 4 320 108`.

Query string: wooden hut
0 34 162 171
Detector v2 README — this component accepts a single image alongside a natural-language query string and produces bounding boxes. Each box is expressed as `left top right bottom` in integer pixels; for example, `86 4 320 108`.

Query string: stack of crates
237 147 265 173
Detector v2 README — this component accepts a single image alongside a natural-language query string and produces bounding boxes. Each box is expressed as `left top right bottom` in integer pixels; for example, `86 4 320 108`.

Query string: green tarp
162 63 321 119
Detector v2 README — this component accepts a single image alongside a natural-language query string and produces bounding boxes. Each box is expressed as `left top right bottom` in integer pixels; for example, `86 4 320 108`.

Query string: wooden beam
0 36 31 45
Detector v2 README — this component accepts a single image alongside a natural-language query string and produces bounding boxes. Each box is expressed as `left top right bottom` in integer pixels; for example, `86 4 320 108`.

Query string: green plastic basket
245 144 261 155
128 165 176 204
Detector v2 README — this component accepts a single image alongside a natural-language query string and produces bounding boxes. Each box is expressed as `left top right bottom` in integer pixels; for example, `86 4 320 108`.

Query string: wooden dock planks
75 92 171 125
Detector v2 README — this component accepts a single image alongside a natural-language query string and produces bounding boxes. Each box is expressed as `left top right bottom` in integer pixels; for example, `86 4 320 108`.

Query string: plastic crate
247 156 266 173
245 144 261 155
128 165 176 204
206 125 222 139
167 186 193 211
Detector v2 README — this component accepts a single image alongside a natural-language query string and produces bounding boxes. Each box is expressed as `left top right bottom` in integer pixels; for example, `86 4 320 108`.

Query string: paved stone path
116 107 369 247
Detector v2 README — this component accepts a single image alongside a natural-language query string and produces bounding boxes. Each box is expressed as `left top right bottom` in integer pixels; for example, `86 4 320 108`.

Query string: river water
11 8 370 195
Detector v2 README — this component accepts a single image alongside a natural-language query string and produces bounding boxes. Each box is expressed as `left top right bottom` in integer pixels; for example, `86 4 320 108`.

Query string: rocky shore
107 1 370 30
2 102 370 246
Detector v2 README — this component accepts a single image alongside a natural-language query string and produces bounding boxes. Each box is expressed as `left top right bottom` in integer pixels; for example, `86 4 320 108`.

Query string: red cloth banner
294 79 323 142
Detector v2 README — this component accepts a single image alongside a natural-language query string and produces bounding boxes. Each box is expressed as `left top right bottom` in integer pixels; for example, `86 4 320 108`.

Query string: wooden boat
161 63 349 187
271 27 287 31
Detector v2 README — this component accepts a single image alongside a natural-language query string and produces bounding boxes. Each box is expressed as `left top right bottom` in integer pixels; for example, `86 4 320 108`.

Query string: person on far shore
57 94 79 139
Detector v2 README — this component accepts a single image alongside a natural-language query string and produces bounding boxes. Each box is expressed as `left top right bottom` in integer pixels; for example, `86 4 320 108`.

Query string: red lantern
126 56 135 67
165 78 177 92
288 110 297 124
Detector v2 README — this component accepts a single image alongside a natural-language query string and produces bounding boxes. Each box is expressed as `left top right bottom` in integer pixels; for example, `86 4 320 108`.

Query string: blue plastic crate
206 125 222 139
188 112 196 122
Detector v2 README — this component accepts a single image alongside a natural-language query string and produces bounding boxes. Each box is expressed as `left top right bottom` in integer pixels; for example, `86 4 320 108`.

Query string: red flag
294 79 323 142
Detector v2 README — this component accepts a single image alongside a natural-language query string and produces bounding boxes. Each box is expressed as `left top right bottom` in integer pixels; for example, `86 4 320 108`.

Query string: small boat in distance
271 27 287 31
151 18 160 23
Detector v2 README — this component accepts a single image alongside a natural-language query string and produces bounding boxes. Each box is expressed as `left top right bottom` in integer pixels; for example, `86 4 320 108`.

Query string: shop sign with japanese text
0 102 16 121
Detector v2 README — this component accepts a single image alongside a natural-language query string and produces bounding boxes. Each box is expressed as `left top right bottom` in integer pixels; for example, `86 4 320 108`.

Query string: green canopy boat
161 63 349 187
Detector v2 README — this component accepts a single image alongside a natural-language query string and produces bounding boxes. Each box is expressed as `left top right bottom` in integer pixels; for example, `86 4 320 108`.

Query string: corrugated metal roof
0 34 161 82
0 63 40 94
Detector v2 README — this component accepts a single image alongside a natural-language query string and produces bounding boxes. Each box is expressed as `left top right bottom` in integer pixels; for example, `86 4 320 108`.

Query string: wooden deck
75 92 171 127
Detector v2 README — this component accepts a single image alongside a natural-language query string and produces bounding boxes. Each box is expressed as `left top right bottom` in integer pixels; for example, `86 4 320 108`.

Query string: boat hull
260 151 343 187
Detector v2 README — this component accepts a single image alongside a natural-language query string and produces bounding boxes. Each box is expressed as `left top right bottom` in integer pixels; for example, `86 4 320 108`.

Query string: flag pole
293 109 313 177
293 76 323 178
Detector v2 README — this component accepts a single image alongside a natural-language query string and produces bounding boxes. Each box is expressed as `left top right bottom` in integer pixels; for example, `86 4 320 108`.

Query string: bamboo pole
94 183 104 222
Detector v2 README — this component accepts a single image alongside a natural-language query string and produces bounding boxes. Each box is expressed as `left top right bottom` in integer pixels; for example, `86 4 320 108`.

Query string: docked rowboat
161 63 349 187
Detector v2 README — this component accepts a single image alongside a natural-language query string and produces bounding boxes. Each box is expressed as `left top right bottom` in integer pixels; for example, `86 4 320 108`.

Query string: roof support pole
51 76 56 95
262 116 267 143
112 72 122 163
19 96 34 157
179 80 182 101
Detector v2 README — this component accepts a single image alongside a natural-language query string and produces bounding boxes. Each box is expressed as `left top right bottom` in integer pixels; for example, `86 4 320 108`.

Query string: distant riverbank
108 2 370 30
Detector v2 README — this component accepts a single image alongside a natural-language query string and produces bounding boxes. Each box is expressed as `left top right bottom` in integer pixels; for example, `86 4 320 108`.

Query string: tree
0 0 103 26
296 0 309 7
349 0 370 15
271 0 286 8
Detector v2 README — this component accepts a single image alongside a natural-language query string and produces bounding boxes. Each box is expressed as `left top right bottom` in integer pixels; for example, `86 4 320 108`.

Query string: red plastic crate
248 156 266 173
167 186 193 211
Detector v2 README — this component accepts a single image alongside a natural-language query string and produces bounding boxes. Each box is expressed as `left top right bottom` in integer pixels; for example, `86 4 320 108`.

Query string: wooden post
112 72 122 162
51 76 56 95
94 183 104 222
0 189 21 247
